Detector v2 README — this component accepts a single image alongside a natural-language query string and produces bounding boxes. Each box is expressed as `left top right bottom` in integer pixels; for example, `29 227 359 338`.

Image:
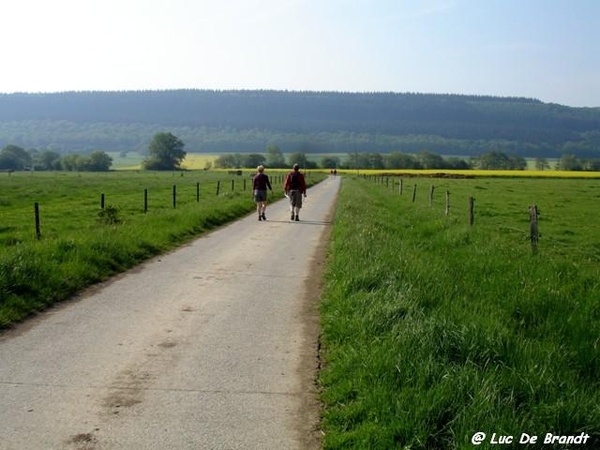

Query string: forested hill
1 90 599 157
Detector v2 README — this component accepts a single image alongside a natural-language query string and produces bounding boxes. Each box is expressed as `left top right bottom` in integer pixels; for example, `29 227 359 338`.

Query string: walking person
253 165 272 221
284 163 307 221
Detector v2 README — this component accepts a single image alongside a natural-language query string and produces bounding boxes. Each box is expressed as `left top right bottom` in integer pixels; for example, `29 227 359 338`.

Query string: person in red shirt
252 165 272 221
283 163 307 221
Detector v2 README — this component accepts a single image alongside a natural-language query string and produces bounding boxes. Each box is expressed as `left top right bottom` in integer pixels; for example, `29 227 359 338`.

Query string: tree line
0 90 599 159
213 146 600 172
0 145 113 172
0 132 186 172
3 135 599 173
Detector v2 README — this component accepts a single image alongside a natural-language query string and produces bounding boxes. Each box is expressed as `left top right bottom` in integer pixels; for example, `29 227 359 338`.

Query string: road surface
0 175 341 450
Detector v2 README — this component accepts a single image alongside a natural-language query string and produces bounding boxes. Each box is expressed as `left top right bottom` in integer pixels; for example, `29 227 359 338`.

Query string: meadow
0 169 321 328
319 175 600 449
108 152 219 170
3 167 600 449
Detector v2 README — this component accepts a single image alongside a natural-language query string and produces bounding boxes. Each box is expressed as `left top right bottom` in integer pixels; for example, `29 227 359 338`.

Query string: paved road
0 175 340 450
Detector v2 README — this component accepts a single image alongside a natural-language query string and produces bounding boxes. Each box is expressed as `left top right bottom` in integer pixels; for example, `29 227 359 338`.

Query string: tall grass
319 176 600 449
0 170 322 328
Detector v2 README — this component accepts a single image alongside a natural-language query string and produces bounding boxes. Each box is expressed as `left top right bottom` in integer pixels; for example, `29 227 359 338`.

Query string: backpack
289 172 300 189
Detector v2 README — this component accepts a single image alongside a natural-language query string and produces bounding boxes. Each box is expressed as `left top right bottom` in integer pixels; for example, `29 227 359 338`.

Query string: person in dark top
283 163 307 221
253 165 272 221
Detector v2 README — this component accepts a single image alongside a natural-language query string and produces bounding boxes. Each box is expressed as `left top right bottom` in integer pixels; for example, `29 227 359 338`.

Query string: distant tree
287 152 317 169
509 154 527 170
266 145 285 168
556 154 582 171
87 150 113 171
243 153 266 168
60 154 87 171
0 144 32 170
583 159 600 171
478 151 526 170
417 150 446 169
368 153 385 169
36 150 62 170
214 154 241 168
445 157 472 169
385 152 421 169
144 132 186 170
535 157 550 171
320 156 340 169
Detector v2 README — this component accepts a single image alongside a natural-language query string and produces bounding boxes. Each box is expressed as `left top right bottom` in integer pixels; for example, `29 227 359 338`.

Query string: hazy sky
1 0 599 107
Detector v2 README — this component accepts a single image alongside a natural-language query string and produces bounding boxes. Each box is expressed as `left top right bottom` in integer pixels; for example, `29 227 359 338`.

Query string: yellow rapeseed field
333 168 600 178
179 154 218 170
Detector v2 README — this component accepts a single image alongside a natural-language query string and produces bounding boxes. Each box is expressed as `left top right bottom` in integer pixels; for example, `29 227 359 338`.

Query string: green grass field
319 175 600 449
0 170 322 328
3 169 600 448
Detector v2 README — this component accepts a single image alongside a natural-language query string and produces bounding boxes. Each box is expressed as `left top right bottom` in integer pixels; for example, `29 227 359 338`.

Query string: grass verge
319 176 600 449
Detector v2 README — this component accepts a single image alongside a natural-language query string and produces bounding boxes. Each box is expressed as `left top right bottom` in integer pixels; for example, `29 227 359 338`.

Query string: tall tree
417 150 445 169
320 156 340 169
144 132 186 170
0 144 32 170
557 154 582 171
243 153 266 168
87 150 113 171
266 145 285 167
535 157 550 171
287 152 317 169
37 150 61 170
385 152 420 169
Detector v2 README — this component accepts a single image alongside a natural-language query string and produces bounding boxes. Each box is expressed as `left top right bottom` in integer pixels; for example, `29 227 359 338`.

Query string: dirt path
0 176 340 450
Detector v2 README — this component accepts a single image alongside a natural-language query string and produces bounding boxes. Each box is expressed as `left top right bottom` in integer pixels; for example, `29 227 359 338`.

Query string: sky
1 0 599 107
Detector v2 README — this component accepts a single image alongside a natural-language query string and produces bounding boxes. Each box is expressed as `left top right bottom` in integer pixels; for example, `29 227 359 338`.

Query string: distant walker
284 163 307 221
253 165 273 221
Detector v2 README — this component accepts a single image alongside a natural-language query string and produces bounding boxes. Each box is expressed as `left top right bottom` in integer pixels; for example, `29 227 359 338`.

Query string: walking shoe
295 214 299 221
291 213 295 220
261 213 266 220
258 215 262 221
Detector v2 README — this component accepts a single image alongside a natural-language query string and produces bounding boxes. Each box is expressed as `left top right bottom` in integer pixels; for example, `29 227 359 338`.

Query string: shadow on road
262 220 333 226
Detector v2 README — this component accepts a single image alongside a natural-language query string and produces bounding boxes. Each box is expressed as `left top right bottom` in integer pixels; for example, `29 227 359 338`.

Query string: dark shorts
288 190 303 208
254 190 267 202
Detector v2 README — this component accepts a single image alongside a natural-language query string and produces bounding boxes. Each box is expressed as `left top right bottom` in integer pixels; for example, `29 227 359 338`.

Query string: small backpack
289 172 300 189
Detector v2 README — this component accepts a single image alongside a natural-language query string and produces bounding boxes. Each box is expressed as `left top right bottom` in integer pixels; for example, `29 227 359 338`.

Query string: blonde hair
257 165 265 173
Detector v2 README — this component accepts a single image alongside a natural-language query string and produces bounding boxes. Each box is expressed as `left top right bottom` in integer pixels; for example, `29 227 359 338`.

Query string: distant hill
0 90 599 157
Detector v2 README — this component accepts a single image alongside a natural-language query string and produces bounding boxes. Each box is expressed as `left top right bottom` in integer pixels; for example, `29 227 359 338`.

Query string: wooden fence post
231 179 235 191
468 197 474 226
529 205 539 254
445 190 450 216
216 181 221 196
399 179 403 195
412 184 417 203
34 202 41 240
429 185 435 207
101 193 105 209
196 182 200 202
173 185 177 208
144 189 148 212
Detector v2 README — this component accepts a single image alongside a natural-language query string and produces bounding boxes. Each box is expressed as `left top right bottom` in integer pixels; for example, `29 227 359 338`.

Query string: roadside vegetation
319 175 600 449
0 170 325 328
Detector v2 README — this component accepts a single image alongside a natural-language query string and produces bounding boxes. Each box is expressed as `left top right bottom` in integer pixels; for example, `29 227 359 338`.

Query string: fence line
24 177 290 240
361 174 547 254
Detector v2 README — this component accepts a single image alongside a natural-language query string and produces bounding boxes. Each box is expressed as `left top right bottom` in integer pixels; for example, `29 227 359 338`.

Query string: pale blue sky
1 0 599 107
